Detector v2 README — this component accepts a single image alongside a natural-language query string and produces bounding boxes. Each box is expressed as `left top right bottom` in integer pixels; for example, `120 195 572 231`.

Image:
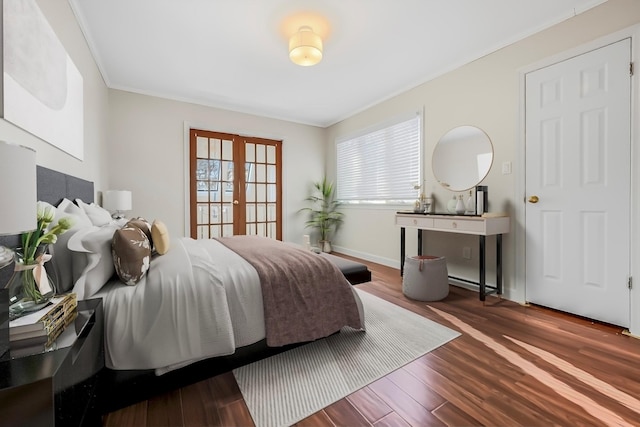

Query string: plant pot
321 240 332 253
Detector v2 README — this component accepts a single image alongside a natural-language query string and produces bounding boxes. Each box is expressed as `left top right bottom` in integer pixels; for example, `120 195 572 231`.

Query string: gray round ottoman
402 255 449 301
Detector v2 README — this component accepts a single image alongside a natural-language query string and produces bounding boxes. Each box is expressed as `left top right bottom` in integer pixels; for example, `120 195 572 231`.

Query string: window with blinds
336 112 421 204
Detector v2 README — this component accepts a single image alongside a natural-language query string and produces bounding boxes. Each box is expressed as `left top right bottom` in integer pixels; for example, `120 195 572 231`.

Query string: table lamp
103 190 132 219
0 141 37 359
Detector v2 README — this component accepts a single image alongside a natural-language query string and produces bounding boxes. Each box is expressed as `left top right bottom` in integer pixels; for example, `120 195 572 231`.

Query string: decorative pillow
76 198 113 227
151 220 170 255
48 198 93 293
112 226 151 286
67 223 121 299
126 218 153 248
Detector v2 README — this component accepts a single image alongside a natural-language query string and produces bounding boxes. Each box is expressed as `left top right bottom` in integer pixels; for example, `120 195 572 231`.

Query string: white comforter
97 237 268 374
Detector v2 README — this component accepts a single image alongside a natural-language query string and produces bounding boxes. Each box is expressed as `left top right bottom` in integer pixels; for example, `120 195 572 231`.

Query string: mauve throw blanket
216 236 364 346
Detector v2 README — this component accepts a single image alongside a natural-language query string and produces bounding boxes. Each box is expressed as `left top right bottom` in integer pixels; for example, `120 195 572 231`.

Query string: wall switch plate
502 161 512 175
463 246 472 259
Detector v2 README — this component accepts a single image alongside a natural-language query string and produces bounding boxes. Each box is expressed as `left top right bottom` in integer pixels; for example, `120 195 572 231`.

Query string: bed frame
1 167 370 413
321 252 372 285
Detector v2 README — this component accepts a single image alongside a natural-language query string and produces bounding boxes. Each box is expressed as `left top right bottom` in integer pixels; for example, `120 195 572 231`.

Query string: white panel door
525 39 631 327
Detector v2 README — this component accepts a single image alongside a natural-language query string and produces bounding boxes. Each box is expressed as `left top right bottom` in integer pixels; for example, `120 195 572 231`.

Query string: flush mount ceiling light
289 25 323 66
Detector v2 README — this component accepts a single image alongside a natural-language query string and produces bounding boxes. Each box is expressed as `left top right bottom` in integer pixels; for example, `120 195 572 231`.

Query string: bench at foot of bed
319 252 372 285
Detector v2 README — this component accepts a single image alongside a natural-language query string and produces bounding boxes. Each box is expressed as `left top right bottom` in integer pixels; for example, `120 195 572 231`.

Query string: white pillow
67 225 99 284
76 198 113 227
57 198 91 222
68 223 121 299
48 199 93 293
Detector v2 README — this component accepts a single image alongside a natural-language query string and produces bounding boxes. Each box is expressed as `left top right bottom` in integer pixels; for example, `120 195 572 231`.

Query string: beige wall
107 90 326 243
326 0 640 332
0 0 109 193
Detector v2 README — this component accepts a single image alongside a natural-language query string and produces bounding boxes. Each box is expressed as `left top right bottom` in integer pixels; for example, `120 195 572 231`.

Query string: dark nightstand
0 298 104 427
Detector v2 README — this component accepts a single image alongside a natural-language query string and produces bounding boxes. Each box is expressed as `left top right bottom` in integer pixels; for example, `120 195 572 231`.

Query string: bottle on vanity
447 195 458 213
465 190 475 215
455 195 466 215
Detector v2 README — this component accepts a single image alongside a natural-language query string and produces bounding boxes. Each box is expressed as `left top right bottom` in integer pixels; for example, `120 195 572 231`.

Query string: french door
189 129 282 240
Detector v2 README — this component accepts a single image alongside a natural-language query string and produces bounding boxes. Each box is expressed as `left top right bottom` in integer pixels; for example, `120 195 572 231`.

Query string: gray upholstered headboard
35 165 94 207
0 166 94 285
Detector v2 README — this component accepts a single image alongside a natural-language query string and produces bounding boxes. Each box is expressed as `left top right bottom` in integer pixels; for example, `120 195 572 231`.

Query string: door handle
528 195 539 204
233 200 239 205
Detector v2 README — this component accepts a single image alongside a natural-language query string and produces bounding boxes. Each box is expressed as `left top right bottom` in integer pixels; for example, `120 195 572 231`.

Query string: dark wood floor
102 256 640 427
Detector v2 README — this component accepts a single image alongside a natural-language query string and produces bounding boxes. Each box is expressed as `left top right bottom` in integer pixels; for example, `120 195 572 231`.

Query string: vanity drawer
433 218 485 233
396 215 434 229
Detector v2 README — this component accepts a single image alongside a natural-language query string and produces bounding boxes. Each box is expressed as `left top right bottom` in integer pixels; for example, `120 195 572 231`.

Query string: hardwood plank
146 389 184 427
386 367 446 411
323 398 371 426
579 346 640 387
294 409 335 427
217 399 255 427
509 376 612 427
180 378 222 426
431 402 481 427
346 386 393 423
373 412 412 427
368 377 446 427
101 400 147 427
211 371 244 408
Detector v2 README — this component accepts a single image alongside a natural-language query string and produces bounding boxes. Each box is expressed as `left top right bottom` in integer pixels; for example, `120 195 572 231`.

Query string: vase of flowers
7 202 74 319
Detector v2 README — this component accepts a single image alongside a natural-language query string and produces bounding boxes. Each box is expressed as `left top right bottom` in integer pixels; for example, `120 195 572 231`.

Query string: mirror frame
432 125 494 191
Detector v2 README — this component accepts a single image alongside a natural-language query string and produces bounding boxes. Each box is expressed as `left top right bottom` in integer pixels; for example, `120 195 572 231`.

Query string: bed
0 166 366 412
94 234 364 372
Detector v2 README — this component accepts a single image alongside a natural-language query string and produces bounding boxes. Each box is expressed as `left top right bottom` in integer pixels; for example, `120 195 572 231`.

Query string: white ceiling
69 0 605 128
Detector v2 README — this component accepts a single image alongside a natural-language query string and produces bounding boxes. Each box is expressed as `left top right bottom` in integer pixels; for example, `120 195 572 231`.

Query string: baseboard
448 277 480 292
331 245 399 269
622 329 640 340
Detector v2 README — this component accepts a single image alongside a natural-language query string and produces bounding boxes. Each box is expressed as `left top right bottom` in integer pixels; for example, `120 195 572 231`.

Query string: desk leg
400 227 406 276
479 235 486 301
497 234 503 296
417 229 423 256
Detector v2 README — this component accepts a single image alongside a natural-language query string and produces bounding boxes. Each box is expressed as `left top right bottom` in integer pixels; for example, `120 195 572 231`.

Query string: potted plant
300 177 343 253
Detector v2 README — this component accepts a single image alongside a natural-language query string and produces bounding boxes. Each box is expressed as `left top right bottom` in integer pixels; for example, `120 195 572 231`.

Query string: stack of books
9 293 78 357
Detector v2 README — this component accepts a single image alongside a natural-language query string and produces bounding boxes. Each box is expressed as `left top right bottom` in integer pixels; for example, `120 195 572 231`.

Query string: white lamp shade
0 141 37 235
103 190 132 212
289 26 323 66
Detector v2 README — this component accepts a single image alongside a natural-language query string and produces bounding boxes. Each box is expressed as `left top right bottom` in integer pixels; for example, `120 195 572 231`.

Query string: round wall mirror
432 125 494 191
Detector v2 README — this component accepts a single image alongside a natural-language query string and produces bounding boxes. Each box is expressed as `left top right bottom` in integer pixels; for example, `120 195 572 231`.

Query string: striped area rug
233 289 460 427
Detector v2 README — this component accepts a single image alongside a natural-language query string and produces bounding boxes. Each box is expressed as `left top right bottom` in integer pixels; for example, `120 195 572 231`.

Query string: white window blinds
336 112 421 203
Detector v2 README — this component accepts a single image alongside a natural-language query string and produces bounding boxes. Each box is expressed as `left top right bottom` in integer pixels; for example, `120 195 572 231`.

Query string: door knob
528 195 539 203
233 200 239 205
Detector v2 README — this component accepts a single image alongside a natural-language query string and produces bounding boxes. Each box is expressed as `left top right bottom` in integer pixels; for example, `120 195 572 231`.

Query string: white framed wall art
2 0 84 160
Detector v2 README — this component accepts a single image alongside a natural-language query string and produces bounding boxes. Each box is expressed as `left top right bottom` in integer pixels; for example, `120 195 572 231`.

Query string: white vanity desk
396 212 510 301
